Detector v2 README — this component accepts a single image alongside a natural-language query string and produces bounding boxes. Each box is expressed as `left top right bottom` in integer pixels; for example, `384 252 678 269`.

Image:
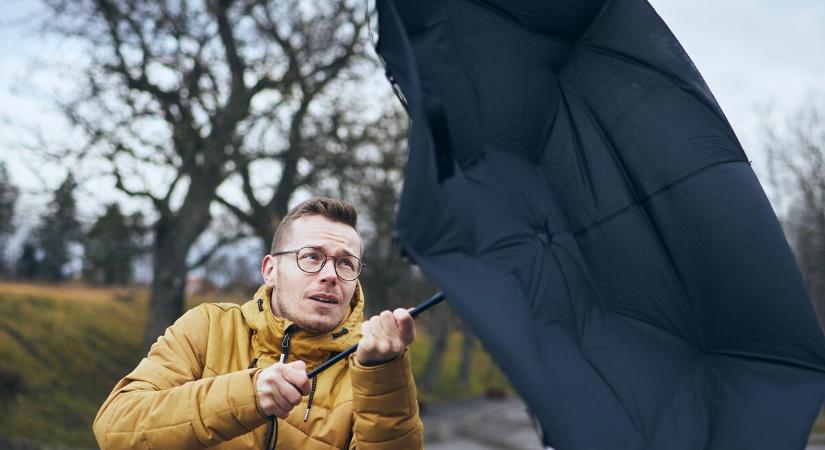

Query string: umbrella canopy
376 0 825 448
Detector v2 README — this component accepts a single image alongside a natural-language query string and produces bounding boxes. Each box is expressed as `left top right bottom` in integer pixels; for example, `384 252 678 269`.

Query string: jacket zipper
264 326 295 450
302 328 346 421
278 326 316 421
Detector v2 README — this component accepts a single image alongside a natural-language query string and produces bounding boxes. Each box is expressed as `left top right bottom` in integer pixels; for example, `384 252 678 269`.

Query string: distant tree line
0 168 145 285
762 98 825 329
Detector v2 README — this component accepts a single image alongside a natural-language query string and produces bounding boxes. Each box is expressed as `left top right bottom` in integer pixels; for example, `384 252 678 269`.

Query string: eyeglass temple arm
306 291 446 378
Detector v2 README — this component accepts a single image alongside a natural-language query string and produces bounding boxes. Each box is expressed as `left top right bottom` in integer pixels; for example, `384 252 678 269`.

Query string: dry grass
0 281 146 306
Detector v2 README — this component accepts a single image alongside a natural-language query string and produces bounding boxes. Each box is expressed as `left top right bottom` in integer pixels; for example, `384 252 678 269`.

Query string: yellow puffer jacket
93 284 423 449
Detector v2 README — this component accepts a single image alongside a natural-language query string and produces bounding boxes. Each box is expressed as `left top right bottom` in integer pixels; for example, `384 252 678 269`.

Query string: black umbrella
375 0 825 448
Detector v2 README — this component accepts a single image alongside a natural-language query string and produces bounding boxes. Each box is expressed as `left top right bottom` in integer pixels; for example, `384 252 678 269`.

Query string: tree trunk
458 330 476 391
141 181 215 351
420 313 449 394
142 244 188 351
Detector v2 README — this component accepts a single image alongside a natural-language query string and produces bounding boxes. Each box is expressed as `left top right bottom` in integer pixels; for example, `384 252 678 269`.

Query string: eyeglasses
271 246 364 281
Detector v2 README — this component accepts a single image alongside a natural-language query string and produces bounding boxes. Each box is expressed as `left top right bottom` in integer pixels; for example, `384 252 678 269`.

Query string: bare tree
38 0 376 349
214 1 378 254
763 98 825 326
331 106 439 314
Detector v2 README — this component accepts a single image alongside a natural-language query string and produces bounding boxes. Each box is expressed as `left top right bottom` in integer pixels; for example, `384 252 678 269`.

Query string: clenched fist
255 360 311 418
356 308 416 366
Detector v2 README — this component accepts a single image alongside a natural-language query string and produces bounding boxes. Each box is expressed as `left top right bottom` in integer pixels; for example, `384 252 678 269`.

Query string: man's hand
356 308 416 366
255 360 311 419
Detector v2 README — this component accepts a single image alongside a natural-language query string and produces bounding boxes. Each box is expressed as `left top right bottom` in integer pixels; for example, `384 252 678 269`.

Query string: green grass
0 282 512 447
812 411 825 434
409 330 512 402
0 282 146 447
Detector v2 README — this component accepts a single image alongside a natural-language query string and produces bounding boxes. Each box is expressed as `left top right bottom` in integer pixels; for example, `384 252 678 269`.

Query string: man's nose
317 258 338 282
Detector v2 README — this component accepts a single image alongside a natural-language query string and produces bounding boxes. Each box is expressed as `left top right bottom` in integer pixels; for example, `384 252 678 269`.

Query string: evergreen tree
17 240 40 280
36 174 82 281
83 203 142 285
0 162 19 276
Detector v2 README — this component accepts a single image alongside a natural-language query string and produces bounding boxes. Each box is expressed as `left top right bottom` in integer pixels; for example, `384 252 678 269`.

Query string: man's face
261 215 361 334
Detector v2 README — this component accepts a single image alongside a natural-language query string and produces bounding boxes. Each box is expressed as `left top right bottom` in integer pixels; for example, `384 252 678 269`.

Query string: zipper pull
280 326 294 364
331 327 349 340
247 357 259 369
281 330 293 352
257 298 264 312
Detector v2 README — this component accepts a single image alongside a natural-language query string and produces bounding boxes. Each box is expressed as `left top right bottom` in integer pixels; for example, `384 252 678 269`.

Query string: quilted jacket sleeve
92 306 267 449
348 350 424 449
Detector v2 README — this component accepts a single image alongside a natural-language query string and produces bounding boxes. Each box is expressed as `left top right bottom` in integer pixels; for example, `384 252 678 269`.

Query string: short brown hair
270 197 359 253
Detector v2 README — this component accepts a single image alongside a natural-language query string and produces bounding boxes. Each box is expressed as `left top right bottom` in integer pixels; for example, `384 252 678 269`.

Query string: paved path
422 396 543 450
422 396 825 450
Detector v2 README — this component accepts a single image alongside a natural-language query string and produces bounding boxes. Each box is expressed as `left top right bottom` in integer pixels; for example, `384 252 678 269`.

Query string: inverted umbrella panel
377 0 825 449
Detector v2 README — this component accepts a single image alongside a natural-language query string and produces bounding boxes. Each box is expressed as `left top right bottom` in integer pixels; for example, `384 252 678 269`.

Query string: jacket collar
241 283 364 370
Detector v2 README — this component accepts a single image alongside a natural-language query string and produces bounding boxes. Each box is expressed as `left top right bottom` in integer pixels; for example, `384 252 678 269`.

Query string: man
93 197 424 449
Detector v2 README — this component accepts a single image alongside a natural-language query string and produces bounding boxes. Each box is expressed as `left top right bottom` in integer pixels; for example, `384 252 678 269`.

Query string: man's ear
261 254 277 288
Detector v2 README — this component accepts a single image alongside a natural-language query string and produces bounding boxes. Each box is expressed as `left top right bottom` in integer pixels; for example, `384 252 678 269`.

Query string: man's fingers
260 374 293 417
275 373 305 404
269 386 294 416
362 321 382 348
256 361 313 418
371 315 396 353
393 307 416 344
369 314 388 338
377 310 401 340
379 310 407 353
284 361 311 394
394 307 413 321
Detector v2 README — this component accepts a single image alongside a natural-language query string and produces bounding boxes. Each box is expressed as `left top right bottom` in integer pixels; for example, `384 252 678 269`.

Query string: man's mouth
308 294 338 304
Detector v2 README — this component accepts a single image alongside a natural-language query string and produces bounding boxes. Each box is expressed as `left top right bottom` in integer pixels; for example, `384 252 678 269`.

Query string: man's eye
337 258 356 269
301 251 322 261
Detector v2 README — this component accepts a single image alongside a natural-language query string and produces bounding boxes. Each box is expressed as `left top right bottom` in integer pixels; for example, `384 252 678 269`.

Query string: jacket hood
240 283 364 371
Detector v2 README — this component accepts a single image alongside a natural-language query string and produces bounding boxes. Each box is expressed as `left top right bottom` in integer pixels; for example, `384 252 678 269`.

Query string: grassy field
0 281 512 448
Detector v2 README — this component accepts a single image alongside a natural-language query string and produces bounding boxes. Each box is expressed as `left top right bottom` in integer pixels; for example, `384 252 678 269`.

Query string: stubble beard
274 270 340 334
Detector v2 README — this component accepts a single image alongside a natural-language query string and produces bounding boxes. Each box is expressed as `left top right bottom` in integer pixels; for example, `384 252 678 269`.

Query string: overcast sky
649 0 825 146
1 0 824 221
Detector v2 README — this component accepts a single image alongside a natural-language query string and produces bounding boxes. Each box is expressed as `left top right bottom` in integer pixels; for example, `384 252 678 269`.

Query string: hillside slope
0 282 146 447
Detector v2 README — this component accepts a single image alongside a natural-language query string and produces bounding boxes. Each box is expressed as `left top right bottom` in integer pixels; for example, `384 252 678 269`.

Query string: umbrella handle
306 291 446 378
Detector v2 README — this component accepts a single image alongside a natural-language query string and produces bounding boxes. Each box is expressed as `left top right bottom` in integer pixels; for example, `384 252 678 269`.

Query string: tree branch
211 0 246 93
187 231 249 271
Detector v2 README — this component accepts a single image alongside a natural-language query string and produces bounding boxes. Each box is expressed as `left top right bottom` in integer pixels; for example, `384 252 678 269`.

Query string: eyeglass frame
270 246 365 281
